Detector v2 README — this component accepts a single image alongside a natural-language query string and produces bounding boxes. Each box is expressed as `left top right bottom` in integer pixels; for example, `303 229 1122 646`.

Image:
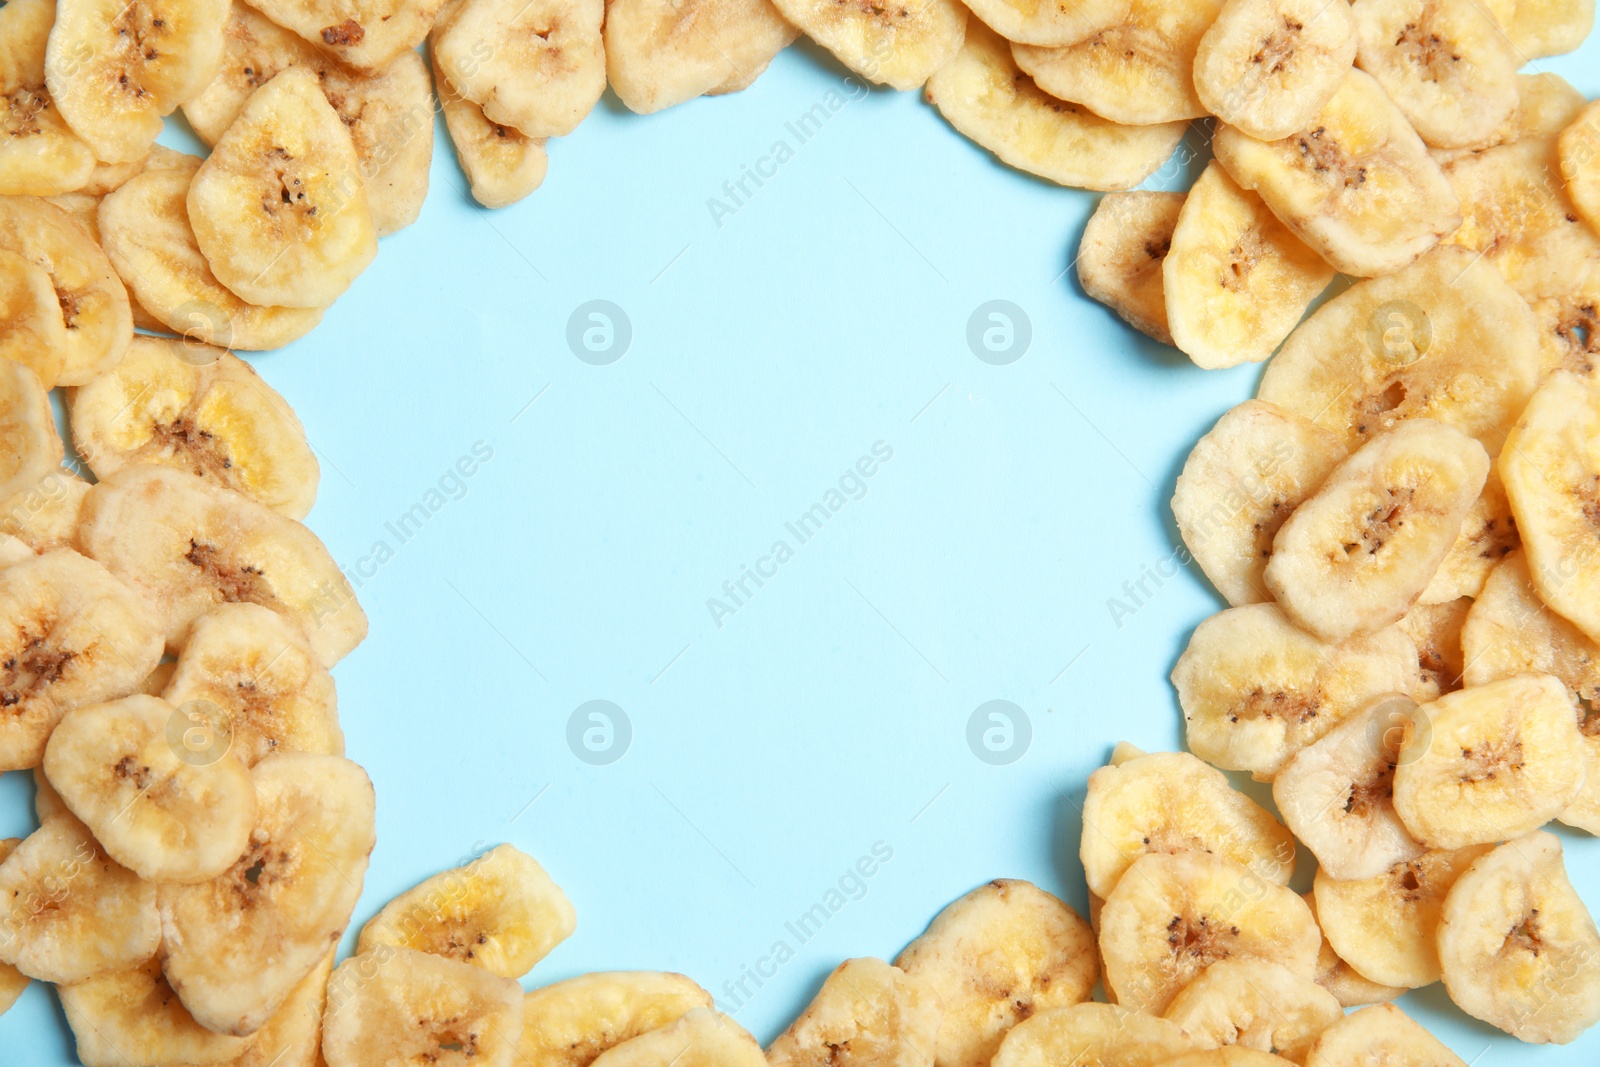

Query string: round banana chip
1483 0 1595 59
1418 470 1516 605
518 971 714 1067
70 336 321 517
1171 604 1421 780
0 0 97 197
896 879 1097 1067
0 248 70 385
45 0 230 163
1438 831 1600 1044
1192 0 1357 142
1302 1004 1466 1067
0 466 90 552
1214 69 1461 277
357 843 575 979
433 54 549 210
768 0 966 91
0 356 61 502
1081 749 1295 900
1098 851 1320 1015
160 751 376 1036
1163 161 1334 370
585 1007 766 1067
79 464 367 667
1161 958 1342 1060
1396 597 1469 703
993 1002 1195 1067
1011 0 1224 125
0 194 133 386
1312 843 1489 989
965 0 1124 48
1173 400 1346 607
1302 891 1404 1008
1257 246 1542 455
188 66 377 309
1077 190 1184 346
603 0 798 114
926 25 1188 191
0 839 25 1018
0 813 161 984
243 0 445 73
59 956 252 1067
1273 695 1425 882
768 958 939 1067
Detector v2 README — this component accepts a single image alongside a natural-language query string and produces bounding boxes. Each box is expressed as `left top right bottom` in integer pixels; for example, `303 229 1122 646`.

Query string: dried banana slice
0 194 132 386
356 843 575 978
603 0 797 114
61 956 252 1067
1257 247 1542 455
926 25 1186 191
79 465 367 667
0 467 90 551
1350 0 1517 151
1393 673 1586 848
1214 69 1460 277
1163 162 1334 370
1076 191 1183 345
1433 71 1590 167
0 0 96 196
32 766 64 820
1301 1004 1466 1067
0 249 71 386
1438 831 1600 1043
1011 0 1224 125
46 0 229 163
518 971 713 1067
0 839 25 1017
1098 851 1319 1015
767 957 939 1067
1272 695 1425 881
1560 103 1600 242
230 949 334 1067
42 694 256 884
1418 471 1516 604
1162 958 1342 1060
0 813 161 983
1192 0 1357 142
1501 371 1600 644
160 752 376 1035
1485 0 1595 59
189 66 377 309
1530 284 1600 379
965 0 1123 48
1397 598 1468 702
588 1008 766 1067
434 0 605 138
1171 604 1421 779
992 1002 1195 1067
0 357 60 502
433 56 549 210
0 534 30 569
1160 1053 1295 1067
1080 749 1294 900
768 0 965 91
1303 892 1403 1007
70 336 321 517
0 548 165 771
243 0 444 72
896 879 1097 1067
1313 844 1488 989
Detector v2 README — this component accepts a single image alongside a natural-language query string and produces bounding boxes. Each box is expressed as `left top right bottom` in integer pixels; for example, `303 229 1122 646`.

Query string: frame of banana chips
2 0 1600 1062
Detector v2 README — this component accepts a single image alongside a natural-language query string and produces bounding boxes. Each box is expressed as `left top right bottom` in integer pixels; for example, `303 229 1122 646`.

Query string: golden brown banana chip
0 0 96 196
518 971 713 1067
1192 0 1357 142
60 956 252 1067
243 0 444 73
433 55 549 210
0 248 68 385
1076 191 1183 345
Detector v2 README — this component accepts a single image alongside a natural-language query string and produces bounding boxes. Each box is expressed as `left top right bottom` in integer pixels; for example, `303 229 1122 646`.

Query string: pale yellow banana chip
1302 891 1404 1007
896 879 1097 1067
228 949 334 1067
1080 749 1294 901
1439 831 1600 1043
1162 958 1342 1060
70 336 321 517
434 55 549 210
1163 161 1334 370
32 765 64 819
1529 284 1600 380
0 813 161 984
1559 99 1600 245
603 0 797 114
518 971 713 1067
1485 0 1595 59
46 0 230 163
0 839 27 1018
1257 246 1542 455
189 66 377 309
926 25 1186 190
769 0 965 91
767 957 939 1067
992 1002 1195 1067
61 956 253 1067
0 0 96 196
0 248 68 386
79 465 367 666
1214 69 1461 277
0 466 90 551
1098 851 1319 1015
1160 1052 1296 1067
1171 603 1421 779
590 1008 766 1067
1312 843 1488 989
966 0 1123 48
434 0 605 137
1076 190 1183 345
1302 1004 1465 1067
1431 71 1589 167
1418 470 1517 604
0 357 60 503
1012 0 1224 125
242 0 444 72
1397 597 1469 703
1192 0 1357 142
160 751 376 1036
0 533 30 569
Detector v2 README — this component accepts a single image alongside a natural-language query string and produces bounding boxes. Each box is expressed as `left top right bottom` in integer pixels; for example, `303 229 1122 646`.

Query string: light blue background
6 28 1600 1065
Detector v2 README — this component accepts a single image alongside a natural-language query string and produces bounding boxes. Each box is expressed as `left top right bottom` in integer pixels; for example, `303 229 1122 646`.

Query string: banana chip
229 949 334 1067
0 466 90 551
1303 892 1403 1007
61 956 252 1067
1559 98 1600 241
519 971 714 1067
966 0 1122 48
1172 604 1420 779
896 879 1097 1067
1081 749 1294 900
79 465 367 666
1484 0 1595 59
603 0 797 114
1192 0 1357 142
189 66 377 309
1397 598 1469 703
0 813 161 984
992 1002 1195 1067
1214 69 1460 277
1098 851 1319 1015
589 1008 767 1067
1076 191 1183 345
926 25 1186 191
769 0 965 91
1163 162 1334 370
1302 1004 1466 1067
1161 958 1342 1060
0 249 69 386
1418 471 1516 605
160 752 376 1035
1160 1053 1296 1067
70 336 321 517
243 0 444 72
434 54 549 210
767 958 939 1067
0 357 61 503
1432 71 1589 167
0 839 26 1017
0 0 96 196
1438 831 1600 1043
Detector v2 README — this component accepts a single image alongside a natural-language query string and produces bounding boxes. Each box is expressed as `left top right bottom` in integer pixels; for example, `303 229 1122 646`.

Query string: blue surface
6 31 1600 1065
